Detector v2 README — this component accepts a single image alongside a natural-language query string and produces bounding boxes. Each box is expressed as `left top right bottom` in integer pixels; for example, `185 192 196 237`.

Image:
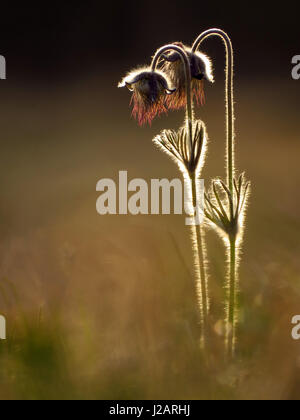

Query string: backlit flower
161 42 214 110
118 68 176 126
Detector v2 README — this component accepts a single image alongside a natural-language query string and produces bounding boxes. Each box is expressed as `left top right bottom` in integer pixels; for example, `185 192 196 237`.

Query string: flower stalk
190 173 209 340
192 29 234 192
227 235 237 358
194 29 249 359
151 45 194 158
152 45 210 348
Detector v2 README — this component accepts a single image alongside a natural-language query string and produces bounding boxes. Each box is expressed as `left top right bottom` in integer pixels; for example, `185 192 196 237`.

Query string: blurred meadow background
0 1 300 400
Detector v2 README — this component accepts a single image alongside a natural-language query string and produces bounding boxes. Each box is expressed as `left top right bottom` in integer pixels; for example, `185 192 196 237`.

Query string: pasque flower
118 29 250 360
118 68 175 125
161 42 214 109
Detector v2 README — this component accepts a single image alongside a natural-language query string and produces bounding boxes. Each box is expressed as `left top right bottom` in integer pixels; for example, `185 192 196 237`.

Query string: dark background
0 1 300 400
1 1 300 81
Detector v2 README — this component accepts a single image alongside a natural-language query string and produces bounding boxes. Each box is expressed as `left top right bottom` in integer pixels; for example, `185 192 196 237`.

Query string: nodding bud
161 42 214 110
118 68 176 126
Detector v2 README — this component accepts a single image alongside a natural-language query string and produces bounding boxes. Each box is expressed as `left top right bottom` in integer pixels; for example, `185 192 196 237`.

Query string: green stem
190 172 209 347
192 29 235 193
226 235 237 359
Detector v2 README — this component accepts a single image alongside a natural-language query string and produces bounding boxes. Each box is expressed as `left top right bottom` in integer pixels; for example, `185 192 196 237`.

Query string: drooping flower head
161 42 214 110
118 68 176 126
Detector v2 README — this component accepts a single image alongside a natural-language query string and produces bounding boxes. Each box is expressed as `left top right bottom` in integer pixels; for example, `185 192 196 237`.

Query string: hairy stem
226 235 238 359
151 45 194 159
190 172 209 348
192 29 235 193
152 44 209 349
193 29 240 358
